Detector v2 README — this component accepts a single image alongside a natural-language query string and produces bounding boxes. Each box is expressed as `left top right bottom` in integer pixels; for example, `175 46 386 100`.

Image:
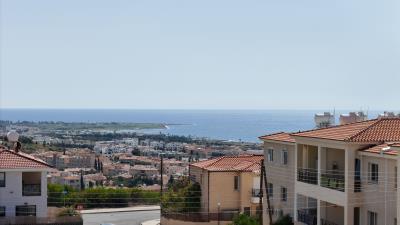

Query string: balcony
23 184 41 196
297 168 318 185
320 171 345 192
297 210 339 225
22 172 42 196
251 188 260 197
297 209 317 225
251 188 261 203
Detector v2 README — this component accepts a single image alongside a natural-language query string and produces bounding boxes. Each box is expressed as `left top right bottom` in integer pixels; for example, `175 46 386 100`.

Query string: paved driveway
82 210 160 225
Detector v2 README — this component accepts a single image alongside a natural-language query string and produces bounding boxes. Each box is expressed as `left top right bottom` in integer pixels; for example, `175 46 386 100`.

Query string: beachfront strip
260 118 400 225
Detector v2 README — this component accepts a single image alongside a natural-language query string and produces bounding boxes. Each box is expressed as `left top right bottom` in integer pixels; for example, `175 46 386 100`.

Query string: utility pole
259 161 264 223
261 159 273 225
160 153 164 198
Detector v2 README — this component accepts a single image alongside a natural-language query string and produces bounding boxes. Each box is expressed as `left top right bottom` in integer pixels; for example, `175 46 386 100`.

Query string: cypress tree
80 170 85 191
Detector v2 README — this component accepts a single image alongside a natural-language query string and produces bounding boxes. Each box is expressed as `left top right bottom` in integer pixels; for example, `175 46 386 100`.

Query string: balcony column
317 200 321 225
344 204 354 225
317 146 325 186
344 148 355 225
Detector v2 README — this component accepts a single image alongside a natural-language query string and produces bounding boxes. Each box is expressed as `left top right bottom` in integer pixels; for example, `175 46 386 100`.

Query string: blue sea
0 109 381 142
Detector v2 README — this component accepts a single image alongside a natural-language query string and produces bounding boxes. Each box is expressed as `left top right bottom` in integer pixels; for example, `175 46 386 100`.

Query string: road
82 210 160 225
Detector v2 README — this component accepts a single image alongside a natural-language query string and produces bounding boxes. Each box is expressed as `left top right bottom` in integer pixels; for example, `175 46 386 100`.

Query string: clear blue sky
1 0 399 110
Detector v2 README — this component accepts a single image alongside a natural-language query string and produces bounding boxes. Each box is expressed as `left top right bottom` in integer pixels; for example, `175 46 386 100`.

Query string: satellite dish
7 131 19 142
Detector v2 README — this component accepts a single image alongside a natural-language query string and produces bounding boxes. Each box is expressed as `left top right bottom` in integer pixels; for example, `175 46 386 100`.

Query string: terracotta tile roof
292 118 400 142
359 143 398 156
259 132 295 143
0 149 53 169
190 155 263 172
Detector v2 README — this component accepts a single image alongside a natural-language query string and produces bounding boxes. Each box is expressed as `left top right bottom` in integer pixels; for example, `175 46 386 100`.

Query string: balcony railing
297 168 318 185
320 171 345 192
297 209 317 225
23 184 41 196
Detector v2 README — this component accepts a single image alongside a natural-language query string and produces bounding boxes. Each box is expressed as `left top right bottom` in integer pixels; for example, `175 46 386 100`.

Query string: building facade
190 155 264 219
0 149 53 218
261 118 400 225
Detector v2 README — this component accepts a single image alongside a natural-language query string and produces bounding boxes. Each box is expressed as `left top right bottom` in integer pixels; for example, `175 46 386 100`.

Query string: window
268 149 274 162
234 176 240 191
281 186 287 202
16 205 36 217
0 173 5 187
395 167 397 189
368 163 379 183
267 183 273 197
200 174 203 185
281 150 288 165
395 218 397 225
368 211 377 225
0 206 5 217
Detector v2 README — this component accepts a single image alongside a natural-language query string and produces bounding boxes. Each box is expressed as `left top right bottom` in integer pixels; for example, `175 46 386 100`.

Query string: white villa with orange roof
0 148 53 218
260 118 400 225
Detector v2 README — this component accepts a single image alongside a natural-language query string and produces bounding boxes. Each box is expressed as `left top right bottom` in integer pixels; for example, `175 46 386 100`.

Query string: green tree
162 177 201 213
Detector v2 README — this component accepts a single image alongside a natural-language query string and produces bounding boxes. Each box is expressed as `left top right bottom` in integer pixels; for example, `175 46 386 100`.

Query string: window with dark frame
368 163 379 183
0 172 5 187
268 149 274 162
267 183 273 197
282 150 288 165
16 205 36 217
368 211 377 225
281 186 287 202
234 176 240 191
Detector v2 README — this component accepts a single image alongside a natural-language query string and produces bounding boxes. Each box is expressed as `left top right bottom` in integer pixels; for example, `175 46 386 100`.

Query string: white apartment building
261 118 400 225
0 148 53 218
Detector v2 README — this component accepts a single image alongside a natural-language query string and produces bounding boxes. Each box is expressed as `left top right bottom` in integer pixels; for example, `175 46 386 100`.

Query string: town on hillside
0 111 400 225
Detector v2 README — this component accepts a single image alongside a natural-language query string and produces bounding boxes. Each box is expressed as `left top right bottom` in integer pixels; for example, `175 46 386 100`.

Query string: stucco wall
263 141 295 221
358 154 397 225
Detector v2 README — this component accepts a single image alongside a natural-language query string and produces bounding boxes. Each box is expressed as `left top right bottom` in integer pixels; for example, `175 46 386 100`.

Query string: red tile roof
0 149 53 169
190 155 263 172
359 143 398 156
292 118 400 142
259 132 295 143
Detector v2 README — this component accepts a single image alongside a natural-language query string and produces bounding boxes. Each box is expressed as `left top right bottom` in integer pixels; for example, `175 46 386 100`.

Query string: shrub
229 214 260 225
273 214 293 225
57 207 79 217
